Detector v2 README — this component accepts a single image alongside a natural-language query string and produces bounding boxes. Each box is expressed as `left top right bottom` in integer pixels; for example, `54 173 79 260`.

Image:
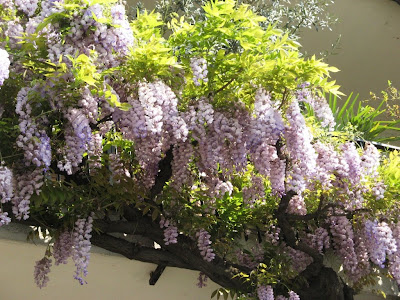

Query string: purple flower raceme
190 57 208 86
249 89 284 148
196 229 215 262
313 141 341 190
34 257 52 288
163 226 179 245
0 0 13 8
288 291 300 300
197 272 208 288
0 48 10 86
349 225 371 282
15 87 52 169
160 217 178 245
389 223 400 285
72 215 93 285
171 140 194 190
46 2 133 67
12 168 43 220
109 4 134 54
257 285 274 300
6 20 24 49
286 194 307 216
14 0 39 16
87 132 103 171
284 100 317 194
0 166 13 203
296 83 335 130
360 143 380 177
58 108 92 175
0 210 11 226
53 231 73 265
340 142 362 186
310 227 330 253
78 88 99 124
364 220 397 268
242 175 265 207
269 158 286 195
329 215 358 273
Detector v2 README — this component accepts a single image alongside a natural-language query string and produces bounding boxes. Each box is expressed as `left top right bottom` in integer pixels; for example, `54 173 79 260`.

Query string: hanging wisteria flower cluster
0 48 10 86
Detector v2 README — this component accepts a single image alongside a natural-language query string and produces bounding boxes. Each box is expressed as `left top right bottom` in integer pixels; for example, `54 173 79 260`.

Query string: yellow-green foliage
380 150 400 216
126 10 180 82
166 0 341 109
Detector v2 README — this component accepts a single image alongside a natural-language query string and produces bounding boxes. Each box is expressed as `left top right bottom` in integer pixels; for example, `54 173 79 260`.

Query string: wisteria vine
0 0 399 299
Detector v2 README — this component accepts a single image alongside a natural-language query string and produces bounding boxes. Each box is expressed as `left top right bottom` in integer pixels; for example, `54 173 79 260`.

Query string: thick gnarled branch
90 233 194 270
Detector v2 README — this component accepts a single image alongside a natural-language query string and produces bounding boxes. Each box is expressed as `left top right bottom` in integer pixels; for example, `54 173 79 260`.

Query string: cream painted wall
299 0 400 100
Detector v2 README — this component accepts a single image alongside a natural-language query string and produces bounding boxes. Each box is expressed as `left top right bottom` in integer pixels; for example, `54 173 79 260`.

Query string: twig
211 78 235 97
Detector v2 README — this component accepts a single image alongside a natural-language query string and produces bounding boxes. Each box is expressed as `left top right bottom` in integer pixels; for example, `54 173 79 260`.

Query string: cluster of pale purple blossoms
1 2 398 296
286 194 306 216
329 215 358 273
14 0 38 16
308 227 330 254
296 83 335 130
247 89 285 195
57 108 92 175
197 272 208 288
32 218 94 288
0 166 12 226
46 2 134 66
160 217 178 245
257 285 300 300
285 100 317 195
196 229 215 262
0 166 13 202
190 57 208 86
15 87 52 169
389 224 400 285
364 220 397 268
257 285 274 300
12 169 43 220
34 257 52 288
171 140 194 189
53 231 73 265
73 215 93 285
242 175 265 207
349 226 370 282
0 48 10 86
117 81 188 188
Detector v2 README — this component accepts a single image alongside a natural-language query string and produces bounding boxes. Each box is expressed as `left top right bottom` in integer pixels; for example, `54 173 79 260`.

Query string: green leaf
152 209 159 221
142 206 151 215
